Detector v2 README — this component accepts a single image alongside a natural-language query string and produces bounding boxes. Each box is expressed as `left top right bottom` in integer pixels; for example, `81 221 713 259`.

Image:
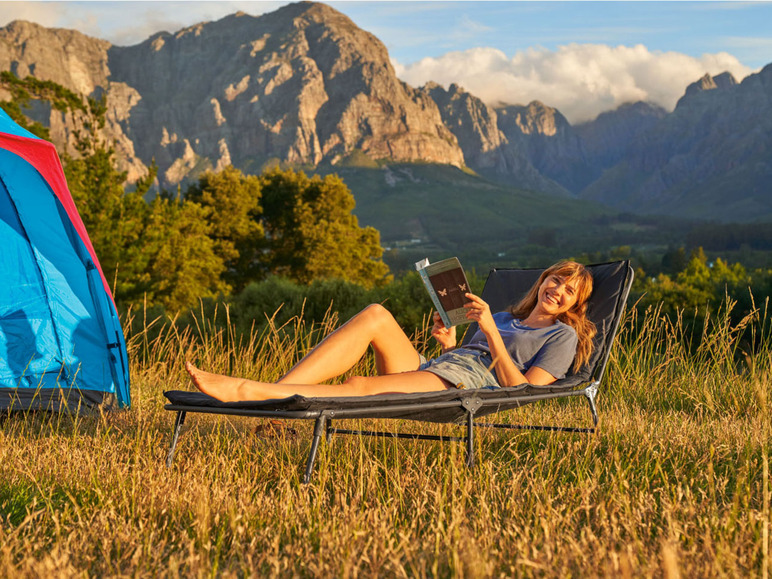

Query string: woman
186 260 596 402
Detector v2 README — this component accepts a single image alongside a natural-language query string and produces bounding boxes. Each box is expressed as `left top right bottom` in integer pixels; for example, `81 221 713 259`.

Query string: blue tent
0 109 130 412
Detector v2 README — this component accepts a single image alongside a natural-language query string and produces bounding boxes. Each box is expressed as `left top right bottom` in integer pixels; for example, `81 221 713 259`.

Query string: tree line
65 152 391 312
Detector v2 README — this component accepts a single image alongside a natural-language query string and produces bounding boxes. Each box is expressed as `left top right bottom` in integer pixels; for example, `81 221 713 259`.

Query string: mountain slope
580 66 772 221
320 163 615 259
423 83 569 197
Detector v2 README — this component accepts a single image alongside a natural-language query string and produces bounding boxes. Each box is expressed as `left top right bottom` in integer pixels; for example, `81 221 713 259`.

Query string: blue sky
341 1 772 69
1 1 770 121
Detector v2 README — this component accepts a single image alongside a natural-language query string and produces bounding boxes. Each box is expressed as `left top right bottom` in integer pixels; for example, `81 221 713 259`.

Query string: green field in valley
320 163 698 273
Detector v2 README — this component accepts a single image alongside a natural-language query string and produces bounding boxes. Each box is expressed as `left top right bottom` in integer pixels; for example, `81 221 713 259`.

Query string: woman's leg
278 304 422 384
186 362 450 402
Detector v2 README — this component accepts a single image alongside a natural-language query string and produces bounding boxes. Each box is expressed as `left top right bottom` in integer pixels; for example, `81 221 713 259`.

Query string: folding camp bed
164 260 634 482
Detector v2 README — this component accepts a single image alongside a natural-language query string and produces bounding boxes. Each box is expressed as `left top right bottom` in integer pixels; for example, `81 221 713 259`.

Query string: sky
1 1 771 123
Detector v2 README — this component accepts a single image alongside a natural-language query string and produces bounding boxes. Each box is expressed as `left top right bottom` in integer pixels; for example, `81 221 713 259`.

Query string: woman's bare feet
185 362 253 402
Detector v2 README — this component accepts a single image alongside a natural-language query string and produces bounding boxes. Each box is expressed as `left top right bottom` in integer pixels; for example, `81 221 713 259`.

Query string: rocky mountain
423 83 568 197
1 2 463 186
581 67 772 221
0 1 770 223
574 101 667 174
427 65 771 222
676 71 737 108
105 3 463 184
495 101 590 193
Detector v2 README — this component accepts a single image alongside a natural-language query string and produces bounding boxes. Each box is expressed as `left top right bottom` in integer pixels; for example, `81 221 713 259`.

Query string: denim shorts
419 348 500 390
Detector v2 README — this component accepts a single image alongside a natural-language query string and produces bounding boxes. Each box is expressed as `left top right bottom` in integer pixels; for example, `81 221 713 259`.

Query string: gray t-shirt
464 312 578 379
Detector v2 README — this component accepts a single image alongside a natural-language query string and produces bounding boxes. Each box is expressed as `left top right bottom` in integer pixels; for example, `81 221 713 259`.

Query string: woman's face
535 274 580 317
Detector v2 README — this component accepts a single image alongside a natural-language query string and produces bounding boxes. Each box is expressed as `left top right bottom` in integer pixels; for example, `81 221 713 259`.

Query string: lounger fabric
164 377 584 424
461 260 632 385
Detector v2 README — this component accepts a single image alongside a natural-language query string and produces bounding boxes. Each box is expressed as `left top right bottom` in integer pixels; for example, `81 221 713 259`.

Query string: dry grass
1 302 770 577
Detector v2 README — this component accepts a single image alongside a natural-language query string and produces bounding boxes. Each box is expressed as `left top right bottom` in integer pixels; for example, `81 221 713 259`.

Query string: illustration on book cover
415 257 471 327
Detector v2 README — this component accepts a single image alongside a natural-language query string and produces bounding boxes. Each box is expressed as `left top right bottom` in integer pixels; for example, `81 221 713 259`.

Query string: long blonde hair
507 261 596 369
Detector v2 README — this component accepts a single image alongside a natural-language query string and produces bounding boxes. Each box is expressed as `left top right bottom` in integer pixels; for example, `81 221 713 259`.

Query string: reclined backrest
462 260 634 386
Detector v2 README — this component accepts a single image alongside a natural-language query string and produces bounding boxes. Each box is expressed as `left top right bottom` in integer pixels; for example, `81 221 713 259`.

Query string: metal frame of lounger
164 387 595 483
164 260 633 483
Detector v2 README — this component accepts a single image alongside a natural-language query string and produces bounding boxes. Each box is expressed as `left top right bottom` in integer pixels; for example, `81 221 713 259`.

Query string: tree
634 248 752 324
184 166 264 290
259 168 391 288
141 194 229 311
66 148 232 310
661 247 688 275
64 143 151 301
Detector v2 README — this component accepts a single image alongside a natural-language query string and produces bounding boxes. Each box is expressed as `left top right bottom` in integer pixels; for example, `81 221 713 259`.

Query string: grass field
1 301 770 577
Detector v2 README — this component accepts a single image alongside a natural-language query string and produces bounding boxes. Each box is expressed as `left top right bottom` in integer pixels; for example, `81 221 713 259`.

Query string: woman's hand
431 311 457 352
463 293 496 335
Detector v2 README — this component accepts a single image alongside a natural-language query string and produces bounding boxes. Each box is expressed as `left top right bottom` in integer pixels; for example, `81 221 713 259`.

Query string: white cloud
0 2 68 28
101 2 285 46
0 1 282 46
455 14 493 38
393 43 755 123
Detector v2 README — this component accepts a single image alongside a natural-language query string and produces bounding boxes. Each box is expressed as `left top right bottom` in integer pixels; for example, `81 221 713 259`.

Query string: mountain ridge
0 1 770 223
581 64 772 220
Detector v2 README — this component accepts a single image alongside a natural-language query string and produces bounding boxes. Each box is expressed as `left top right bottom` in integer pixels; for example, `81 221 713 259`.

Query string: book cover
415 257 471 327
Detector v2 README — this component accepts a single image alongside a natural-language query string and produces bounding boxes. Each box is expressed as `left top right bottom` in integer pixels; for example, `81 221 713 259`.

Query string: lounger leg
585 382 599 430
465 410 475 469
303 414 328 484
166 410 187 468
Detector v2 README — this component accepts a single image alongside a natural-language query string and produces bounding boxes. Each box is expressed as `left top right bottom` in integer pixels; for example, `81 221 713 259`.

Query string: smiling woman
186 260 597 403
506 261 597 369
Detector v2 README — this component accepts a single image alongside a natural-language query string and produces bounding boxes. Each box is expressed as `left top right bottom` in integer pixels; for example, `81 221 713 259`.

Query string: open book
415 257 471 327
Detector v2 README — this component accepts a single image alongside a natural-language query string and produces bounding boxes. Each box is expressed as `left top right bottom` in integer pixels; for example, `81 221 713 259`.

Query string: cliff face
0 19 145 180
0 20 110 93
1 3 463 187
423 83 568 196
495 101 591 193
106 4 463 185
